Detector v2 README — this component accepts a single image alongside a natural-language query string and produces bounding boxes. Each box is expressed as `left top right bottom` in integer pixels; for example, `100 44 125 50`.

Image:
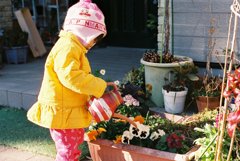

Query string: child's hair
94 34 105 44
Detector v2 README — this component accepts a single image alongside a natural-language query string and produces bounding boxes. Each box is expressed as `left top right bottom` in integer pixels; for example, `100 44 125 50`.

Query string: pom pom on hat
63 0 107 46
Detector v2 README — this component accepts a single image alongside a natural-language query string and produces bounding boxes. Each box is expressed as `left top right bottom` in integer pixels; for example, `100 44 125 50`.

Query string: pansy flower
129 122 141 137
138 124 150 139
85 130 98 141
150 129 166 141
134 115 145 124
129 122 150 139
150 131 159 141
121 131 133 144
113 135 122 144
97 127 106 134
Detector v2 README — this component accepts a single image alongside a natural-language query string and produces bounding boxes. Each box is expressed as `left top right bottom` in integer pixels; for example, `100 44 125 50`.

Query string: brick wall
0 0 12 29
158 0 234 63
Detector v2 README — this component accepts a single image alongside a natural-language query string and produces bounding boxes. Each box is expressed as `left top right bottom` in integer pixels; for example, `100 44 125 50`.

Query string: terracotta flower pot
88 139 198 161
196 96 220 112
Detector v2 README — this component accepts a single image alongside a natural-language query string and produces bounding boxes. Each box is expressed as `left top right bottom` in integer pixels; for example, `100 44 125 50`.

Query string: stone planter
162 87 188 114
140 56 193 107
196 96 220 112
88 139 198 161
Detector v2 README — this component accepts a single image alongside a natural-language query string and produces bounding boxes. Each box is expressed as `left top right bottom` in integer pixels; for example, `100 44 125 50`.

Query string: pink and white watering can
87 83 137 127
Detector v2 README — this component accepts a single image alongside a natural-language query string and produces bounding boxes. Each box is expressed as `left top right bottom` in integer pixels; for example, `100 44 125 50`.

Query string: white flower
123 94 139 107
132 100 140 106
138 124 150 139
114 80 120 85
125 102 132 107
84 133 90 141
150 131 159 141
100 69 106 75
129 117 134 120
123 94 133 101
129 122 150 139
129 122 141 137
157 129 165 136
149 129 165 141
121 131 133 144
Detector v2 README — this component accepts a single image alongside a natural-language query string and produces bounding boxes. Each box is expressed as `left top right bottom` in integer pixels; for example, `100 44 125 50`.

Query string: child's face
85 39 96 50
84 34 104 50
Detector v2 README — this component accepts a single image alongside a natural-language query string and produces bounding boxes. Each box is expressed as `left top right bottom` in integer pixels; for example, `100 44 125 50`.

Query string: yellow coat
27 30 107 129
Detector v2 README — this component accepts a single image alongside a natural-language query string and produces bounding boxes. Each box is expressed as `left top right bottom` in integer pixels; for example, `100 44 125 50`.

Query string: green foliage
116 104 141 117
194 124 239 161
193 75 222 97
122 65 145 89
146 14 158 33
0 107 55 157
3 27 28 48
163 63 199 92
0 106 90 160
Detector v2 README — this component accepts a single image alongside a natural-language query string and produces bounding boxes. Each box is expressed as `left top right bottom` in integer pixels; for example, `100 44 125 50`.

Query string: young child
27 0 111 160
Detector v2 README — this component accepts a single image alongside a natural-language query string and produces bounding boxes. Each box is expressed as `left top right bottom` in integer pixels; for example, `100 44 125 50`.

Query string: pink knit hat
63 0 107 46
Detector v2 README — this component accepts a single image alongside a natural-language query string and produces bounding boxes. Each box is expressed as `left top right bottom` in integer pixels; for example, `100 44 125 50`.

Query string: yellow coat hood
27 30 107 129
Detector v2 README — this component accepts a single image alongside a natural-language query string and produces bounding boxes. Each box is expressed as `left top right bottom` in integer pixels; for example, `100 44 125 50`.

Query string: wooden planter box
88 139 198 161
87 112 199 161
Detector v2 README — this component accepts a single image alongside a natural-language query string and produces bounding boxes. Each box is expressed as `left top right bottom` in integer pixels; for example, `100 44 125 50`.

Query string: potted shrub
3 26 28 64
194 74 222 112
141 0 193 107
162 63 198 114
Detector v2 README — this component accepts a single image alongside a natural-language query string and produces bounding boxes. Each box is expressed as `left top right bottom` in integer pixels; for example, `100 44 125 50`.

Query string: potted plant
194 74 222 112
162 63 198 114
141 0 193 107
3 25 28 64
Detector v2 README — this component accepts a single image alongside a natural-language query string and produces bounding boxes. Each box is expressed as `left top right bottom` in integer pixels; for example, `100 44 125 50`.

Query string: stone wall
158 0 234 63
0 0 12 29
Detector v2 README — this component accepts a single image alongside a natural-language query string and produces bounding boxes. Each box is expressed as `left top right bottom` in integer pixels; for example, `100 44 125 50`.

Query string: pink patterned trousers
50 128 85 161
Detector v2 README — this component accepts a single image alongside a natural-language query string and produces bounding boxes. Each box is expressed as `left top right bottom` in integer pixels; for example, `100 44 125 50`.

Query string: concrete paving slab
0 146 54 161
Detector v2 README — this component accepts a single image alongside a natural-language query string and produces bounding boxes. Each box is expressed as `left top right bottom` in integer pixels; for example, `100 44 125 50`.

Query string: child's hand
107 82 116 87
106 82 118 91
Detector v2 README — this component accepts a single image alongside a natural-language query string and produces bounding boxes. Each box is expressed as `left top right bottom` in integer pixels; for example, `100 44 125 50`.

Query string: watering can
87 83 137 127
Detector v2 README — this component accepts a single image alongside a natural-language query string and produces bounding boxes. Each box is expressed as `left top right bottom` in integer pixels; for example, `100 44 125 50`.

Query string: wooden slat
14 8 46 57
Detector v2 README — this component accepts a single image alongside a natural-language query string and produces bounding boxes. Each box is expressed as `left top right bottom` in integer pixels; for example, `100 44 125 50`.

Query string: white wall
158 0 237 64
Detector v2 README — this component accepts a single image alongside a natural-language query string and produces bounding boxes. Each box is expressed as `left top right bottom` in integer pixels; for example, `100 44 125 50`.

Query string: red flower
166 133 185 149
227 110 240 124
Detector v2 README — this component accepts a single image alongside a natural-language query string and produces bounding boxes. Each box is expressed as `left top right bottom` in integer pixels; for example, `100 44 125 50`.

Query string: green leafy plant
194 123 239 161
3 27 28 48
163 63 199 92
193 74 222 97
